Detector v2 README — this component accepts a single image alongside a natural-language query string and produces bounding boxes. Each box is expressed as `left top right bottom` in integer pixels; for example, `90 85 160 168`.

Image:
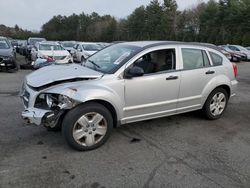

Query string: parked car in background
97 42 110 49
31 41 73 64
16 40 25 53
217 47 231 60
21 41 238 151
61 41 76 53
227 45 250 60
19 40 27 56
10 39 18 48
0 36 18 72
26 37 46 60
218 45 243 62
72 42 101 62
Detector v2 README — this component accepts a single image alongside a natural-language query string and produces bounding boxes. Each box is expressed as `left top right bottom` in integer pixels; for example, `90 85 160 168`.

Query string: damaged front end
21 91 79 129
20 63 103 129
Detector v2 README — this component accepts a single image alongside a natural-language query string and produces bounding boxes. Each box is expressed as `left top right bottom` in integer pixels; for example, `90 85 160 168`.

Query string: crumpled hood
26 64 103 88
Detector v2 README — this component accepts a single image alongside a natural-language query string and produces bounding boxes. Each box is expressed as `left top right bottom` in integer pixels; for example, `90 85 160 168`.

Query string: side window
209 52 223 66
202 51 211 67
182 48 208 70
133 49 176 74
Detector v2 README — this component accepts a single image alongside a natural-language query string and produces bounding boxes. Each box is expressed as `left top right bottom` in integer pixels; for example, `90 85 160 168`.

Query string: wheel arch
202 84 231 108
81 99 119 128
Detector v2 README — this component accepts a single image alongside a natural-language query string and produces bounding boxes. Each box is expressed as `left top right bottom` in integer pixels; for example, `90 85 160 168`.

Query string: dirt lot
0 55 250 188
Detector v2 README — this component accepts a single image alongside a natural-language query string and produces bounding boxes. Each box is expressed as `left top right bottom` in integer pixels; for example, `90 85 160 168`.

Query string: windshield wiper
86 59 101 70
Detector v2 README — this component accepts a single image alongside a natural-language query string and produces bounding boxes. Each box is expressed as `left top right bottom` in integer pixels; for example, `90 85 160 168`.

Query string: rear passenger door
177 47 215 113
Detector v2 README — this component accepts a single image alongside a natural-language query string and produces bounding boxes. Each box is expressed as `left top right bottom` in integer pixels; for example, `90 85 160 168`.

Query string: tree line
1 0 250 46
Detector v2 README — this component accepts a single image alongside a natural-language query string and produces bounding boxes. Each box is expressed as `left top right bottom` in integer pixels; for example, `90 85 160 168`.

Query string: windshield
84 44 140 73
0 39 10 49
29 38 45 45
62 42 75 48
39 44 64 51
82 44 101 51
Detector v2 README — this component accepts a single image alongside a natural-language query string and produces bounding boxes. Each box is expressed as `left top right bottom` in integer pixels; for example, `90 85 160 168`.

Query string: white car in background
61 41 76 53
72 42 101 62
31 41 73 64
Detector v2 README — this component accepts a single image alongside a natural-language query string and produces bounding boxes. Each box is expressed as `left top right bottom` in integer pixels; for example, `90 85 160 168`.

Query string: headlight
35 93 73 109
46 94 54 108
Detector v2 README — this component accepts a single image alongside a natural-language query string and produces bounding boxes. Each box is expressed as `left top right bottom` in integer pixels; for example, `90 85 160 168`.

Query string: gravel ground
0 54 250 188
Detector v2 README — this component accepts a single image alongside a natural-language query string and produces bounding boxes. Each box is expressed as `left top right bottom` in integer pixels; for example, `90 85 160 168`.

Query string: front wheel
203 88 229 120
62 102 113 151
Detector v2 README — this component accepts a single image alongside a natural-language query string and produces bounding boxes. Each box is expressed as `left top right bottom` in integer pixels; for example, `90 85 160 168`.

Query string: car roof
0 36 7 39
62 41 76 43
117 41 222 52
38 41 60 45
78 42 99 45
28 37 46 40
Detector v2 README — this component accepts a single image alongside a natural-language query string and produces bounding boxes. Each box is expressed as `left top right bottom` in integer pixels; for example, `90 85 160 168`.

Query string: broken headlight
35 93 73 110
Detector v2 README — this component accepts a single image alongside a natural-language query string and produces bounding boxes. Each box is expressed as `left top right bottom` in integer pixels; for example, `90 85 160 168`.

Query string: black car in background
0 36 18 72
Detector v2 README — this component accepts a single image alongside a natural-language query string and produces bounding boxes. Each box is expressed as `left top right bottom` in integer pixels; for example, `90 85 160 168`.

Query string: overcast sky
0 0 207 31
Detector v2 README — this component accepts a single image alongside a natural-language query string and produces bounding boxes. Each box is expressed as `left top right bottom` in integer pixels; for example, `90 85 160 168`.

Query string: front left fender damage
22 87 80 128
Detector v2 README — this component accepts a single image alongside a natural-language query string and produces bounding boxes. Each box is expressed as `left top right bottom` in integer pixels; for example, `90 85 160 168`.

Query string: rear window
209 52 223 66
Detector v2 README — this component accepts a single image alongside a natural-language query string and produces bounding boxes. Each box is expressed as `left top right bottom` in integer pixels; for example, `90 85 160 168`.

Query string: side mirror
77 48 82 52
125 66 144 79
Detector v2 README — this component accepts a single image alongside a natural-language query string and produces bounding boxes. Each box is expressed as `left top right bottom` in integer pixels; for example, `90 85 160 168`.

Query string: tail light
232 63 237 78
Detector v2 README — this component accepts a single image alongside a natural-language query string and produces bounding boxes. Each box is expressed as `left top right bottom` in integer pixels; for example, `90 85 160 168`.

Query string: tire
62 102 113 151
202 88 229 120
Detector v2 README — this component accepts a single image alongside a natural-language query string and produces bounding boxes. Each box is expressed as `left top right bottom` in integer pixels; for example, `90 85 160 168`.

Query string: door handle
166 76 178 80
205 70 215 75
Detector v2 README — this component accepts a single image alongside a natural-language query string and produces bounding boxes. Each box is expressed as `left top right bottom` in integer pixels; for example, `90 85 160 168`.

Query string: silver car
21 41 238 151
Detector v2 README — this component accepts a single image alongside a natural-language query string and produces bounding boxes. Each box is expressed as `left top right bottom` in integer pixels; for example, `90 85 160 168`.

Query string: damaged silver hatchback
20 41 238 151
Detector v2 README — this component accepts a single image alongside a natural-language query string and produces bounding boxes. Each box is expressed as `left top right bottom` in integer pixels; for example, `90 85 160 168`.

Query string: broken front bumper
22 107 51 125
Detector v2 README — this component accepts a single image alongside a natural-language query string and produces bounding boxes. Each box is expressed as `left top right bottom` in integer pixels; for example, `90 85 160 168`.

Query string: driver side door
123 47 181 124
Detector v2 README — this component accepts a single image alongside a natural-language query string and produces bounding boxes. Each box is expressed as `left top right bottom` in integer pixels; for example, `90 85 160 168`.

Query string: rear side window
209 52 223 66
182 48 210 70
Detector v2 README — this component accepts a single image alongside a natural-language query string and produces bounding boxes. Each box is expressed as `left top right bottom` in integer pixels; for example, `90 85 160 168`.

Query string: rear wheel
62 102 113 151
203 88 229 120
